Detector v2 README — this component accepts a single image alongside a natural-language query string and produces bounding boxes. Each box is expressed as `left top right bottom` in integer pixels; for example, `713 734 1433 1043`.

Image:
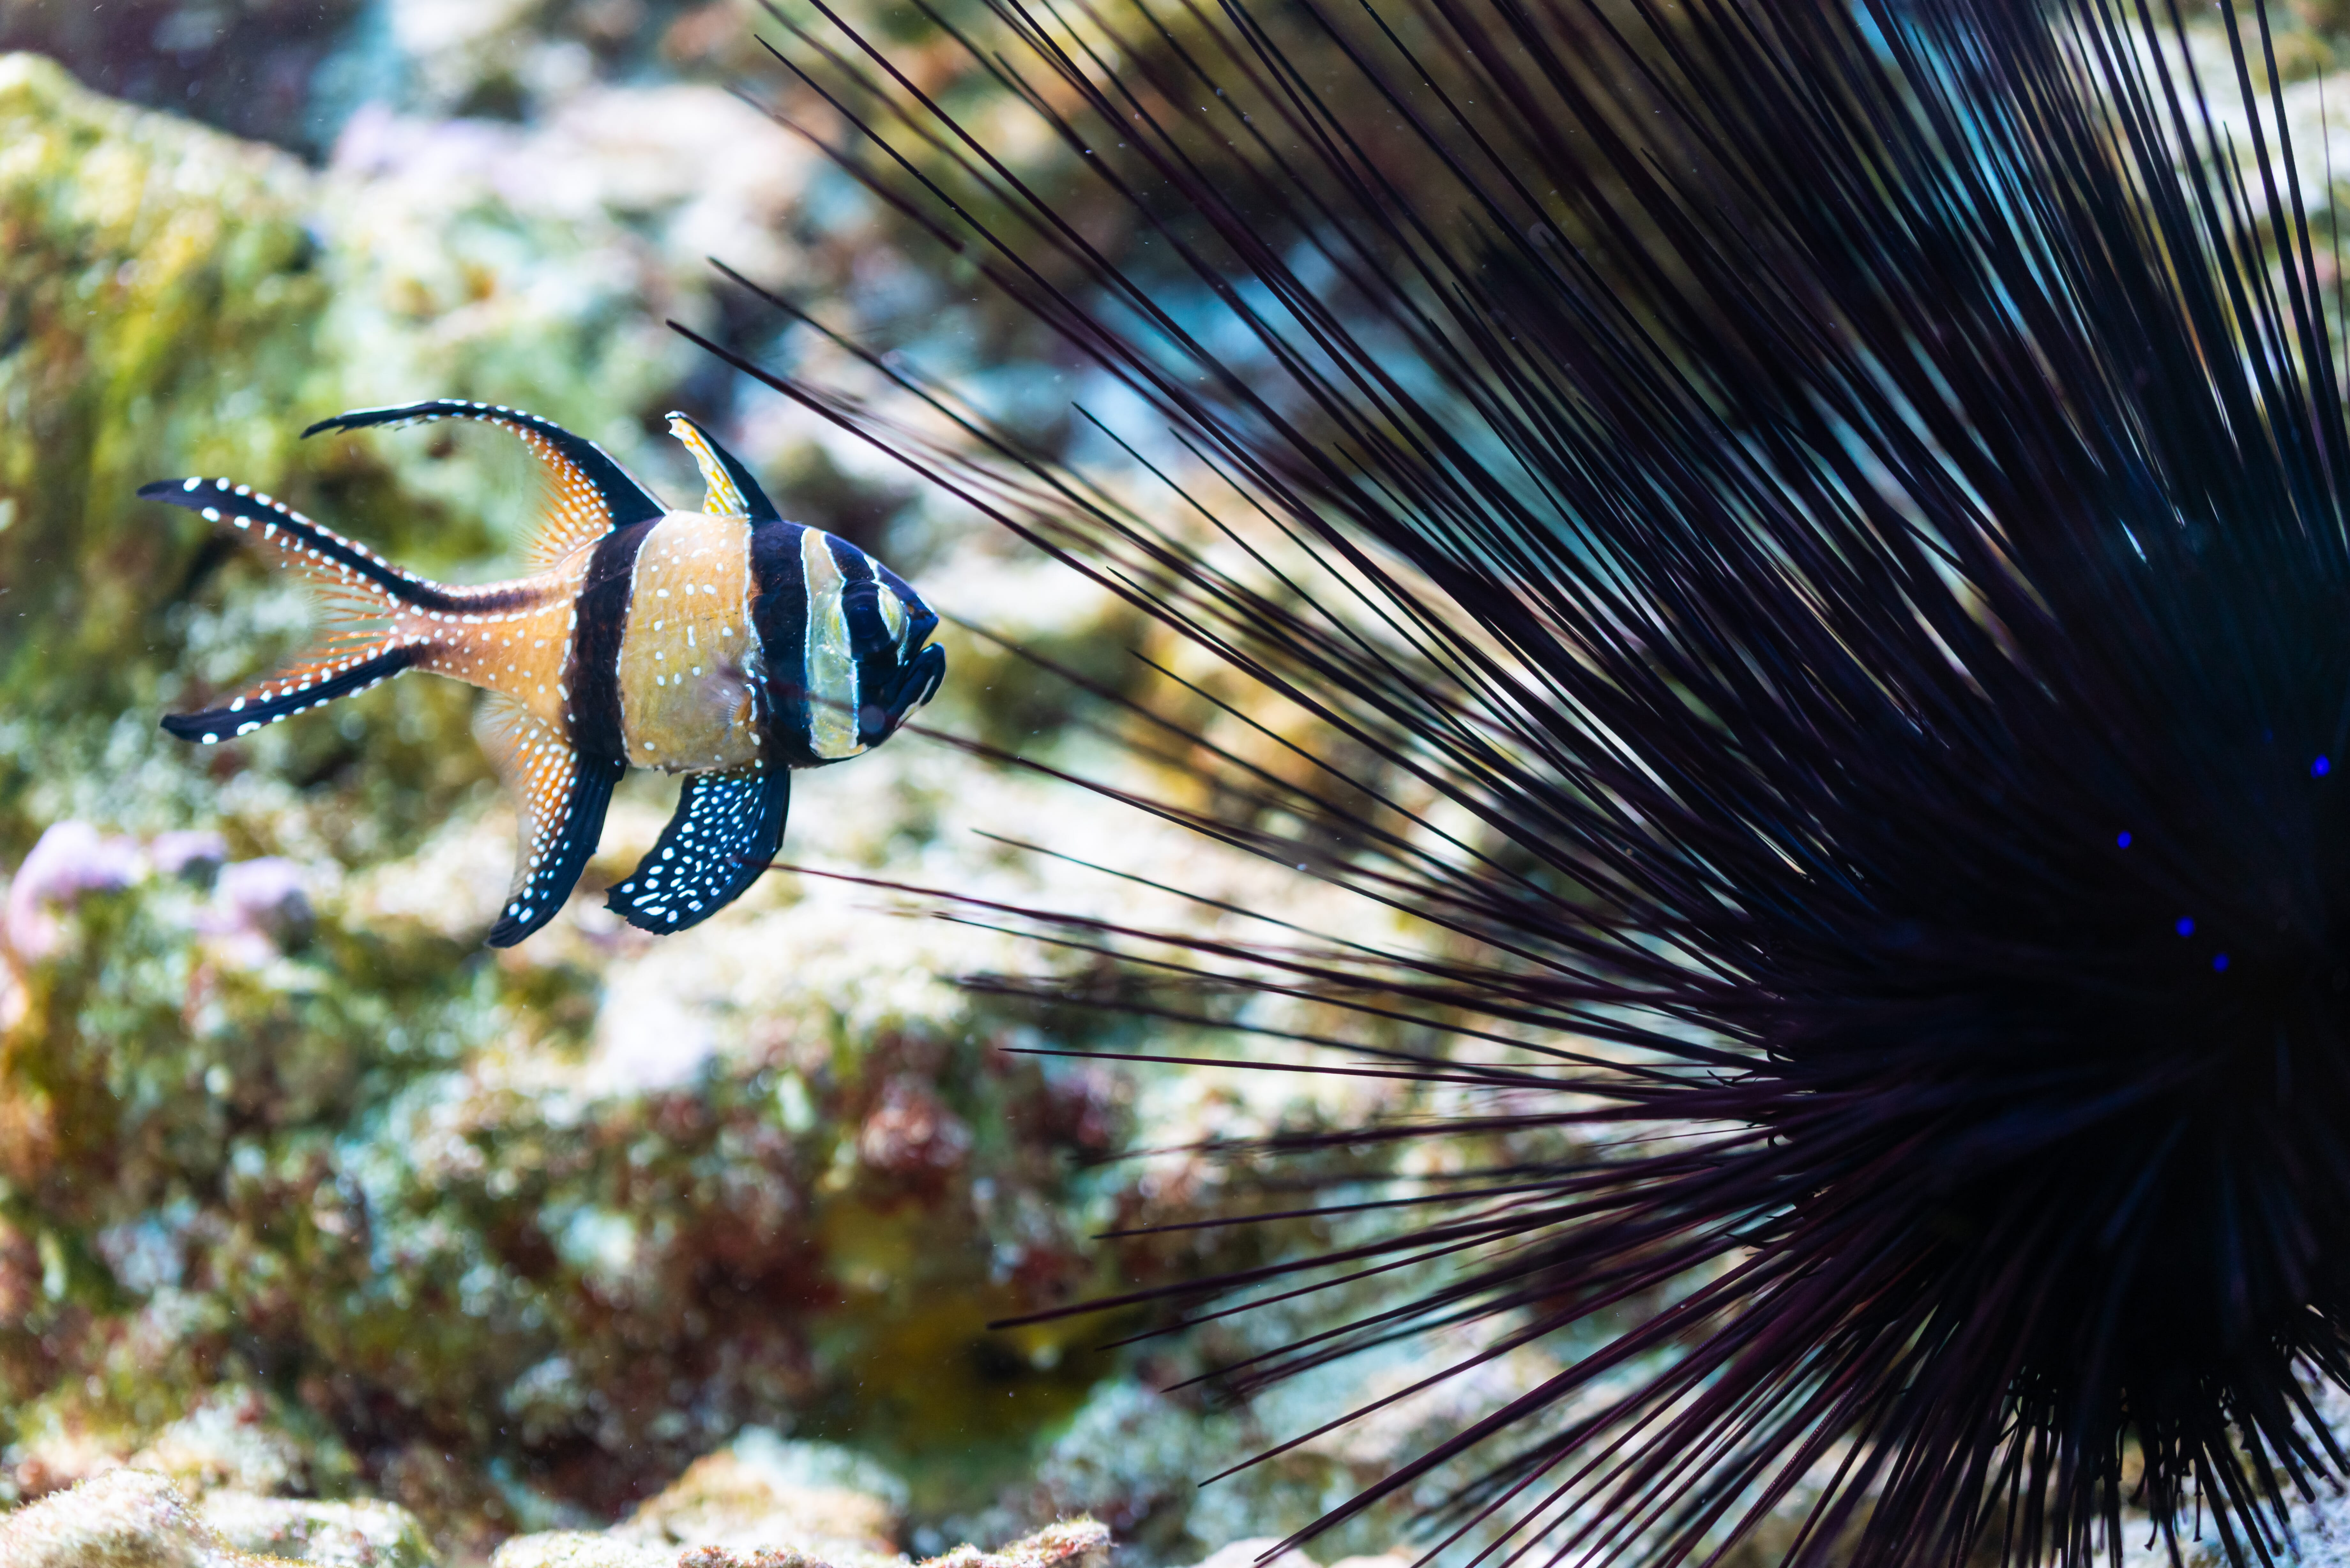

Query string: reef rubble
0 1449 1114 1568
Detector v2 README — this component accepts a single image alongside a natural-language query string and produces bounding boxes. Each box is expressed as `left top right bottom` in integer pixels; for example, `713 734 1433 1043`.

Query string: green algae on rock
0 51 329 726
0 806 1170 1552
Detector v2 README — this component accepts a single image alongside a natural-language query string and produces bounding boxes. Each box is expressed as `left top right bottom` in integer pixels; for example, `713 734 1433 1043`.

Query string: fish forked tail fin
142 476 462 745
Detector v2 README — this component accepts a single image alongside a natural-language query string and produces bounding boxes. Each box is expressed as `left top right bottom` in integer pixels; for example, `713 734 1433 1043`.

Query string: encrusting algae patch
0 52 329 726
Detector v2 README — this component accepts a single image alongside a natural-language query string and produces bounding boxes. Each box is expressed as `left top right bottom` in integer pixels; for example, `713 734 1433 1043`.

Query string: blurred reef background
11 2 2350 1566
0 0 1494 1562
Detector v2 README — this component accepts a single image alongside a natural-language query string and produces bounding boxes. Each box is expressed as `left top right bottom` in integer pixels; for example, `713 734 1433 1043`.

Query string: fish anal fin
606 764 789 933
475 695 621 946
303 401 666 567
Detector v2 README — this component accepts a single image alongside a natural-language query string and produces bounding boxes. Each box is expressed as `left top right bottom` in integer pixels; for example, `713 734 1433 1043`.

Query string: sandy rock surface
0 1468 302 1568
490 1518 1106 1568
0 1462 1112 1568
202 1491 438 1568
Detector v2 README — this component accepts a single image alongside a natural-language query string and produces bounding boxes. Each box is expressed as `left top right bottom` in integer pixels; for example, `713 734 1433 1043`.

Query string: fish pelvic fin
606 763 790 934
306 400 667 568
475 694 623 946
144 476 468 744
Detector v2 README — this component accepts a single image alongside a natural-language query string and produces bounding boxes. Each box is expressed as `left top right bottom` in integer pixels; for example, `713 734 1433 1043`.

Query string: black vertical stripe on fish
871 565 944 741
304 401 667 532
160 647 422 743
749 520 815 766
606 764 792 932
839 582 891 659
824 532 875 584
828 537 908 746
568 517 656 762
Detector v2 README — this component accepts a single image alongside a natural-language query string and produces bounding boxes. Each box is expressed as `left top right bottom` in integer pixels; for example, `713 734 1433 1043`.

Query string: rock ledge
0 1465 1111 1568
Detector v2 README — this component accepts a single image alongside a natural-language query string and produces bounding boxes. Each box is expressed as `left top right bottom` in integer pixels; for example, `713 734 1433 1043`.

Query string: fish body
141 400 944 946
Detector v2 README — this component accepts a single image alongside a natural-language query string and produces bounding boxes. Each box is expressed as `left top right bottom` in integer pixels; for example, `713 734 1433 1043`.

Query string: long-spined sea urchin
701 1 2350 1565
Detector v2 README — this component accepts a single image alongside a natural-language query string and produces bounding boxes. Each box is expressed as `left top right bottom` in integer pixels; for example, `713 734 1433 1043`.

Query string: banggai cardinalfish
142 400 945 946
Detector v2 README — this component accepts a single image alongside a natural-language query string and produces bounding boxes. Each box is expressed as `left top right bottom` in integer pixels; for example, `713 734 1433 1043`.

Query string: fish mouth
858 638 947 748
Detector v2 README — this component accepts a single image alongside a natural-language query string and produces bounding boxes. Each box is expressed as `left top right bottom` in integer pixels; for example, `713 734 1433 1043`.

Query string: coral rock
0 1466 436 1567
856 1077 974 1182
200 1491 436 1568
1180 1542 1316 1568
610 1432 905 1559
490 1517 1110 1568
489 1534 677 1568
0 1467 295 1568
925 1520 1111 1568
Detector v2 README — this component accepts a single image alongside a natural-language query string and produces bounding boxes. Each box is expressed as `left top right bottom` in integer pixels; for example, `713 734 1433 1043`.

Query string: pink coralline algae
857 1076 974 1182
2 821 145 961
198 857 314 961
1 825 316 991
148 830 229 881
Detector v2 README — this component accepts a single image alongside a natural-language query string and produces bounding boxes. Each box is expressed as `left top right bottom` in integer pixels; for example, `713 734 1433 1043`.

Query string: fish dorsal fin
305 400 667 568
665 412 780 522
473 693 624 946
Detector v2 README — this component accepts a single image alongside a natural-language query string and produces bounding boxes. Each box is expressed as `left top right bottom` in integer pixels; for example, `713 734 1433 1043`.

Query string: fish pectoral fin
162 645 420 745
664 411 781 522
606 764 790 934
304 401 666 567
475 695 622 948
